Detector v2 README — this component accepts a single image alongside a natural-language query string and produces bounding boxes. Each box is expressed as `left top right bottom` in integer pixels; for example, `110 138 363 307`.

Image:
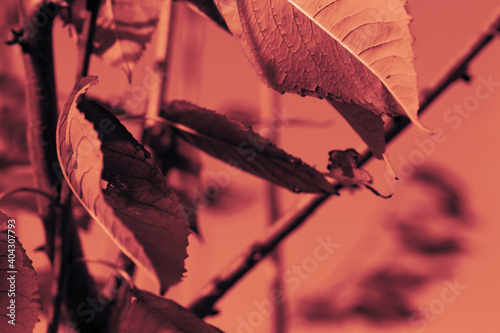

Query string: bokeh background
1 0 499 332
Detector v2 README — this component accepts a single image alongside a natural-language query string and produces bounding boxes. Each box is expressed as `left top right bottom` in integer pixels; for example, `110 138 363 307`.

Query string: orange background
1 0 500 332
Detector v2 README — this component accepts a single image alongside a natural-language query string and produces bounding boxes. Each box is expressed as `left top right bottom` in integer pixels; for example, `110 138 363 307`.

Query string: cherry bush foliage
0 0 440 331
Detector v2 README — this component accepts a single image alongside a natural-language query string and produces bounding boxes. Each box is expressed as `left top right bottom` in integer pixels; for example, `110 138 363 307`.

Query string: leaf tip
125 73 133 84
122 64 133 84
382 153 398 180
78 75 99 93
407 113 434 135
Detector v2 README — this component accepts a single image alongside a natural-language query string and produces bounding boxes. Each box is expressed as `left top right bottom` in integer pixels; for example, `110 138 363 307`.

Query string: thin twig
144 0 174 130
74 256 136 290
188 14 500 319
77 0 102 78
261 86 287 333
0 187 55 204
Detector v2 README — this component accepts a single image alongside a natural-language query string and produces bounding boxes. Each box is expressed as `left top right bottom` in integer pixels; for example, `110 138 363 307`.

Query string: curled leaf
56 76 189 293
161 101 337 194
328 149 391 198
328 149 372 185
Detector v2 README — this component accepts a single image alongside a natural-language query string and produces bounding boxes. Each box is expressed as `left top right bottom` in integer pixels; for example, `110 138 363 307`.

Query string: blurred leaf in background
298 164 474 325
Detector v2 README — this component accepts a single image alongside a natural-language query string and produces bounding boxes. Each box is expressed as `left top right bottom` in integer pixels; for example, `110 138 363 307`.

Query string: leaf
94 0 160 80
0 213 41 333
56 76 189 293
298 266 426 324
327 99 386 159
215 0 421 120
213 0 429 161
161 101 337 194
113 289 223 333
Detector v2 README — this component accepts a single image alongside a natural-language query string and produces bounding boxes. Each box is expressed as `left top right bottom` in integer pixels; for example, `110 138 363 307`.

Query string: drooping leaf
327 99 386 159
112 289 223 333
214 0 421 120
161 101 337 194
0 213 41 332
213 0 428 160
289 0 423 121
146 121 258 230
56 76 189 293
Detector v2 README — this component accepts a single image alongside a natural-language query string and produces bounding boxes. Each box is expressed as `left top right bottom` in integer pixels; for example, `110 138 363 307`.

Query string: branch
13 2 105 332
99 253 136 331
76 0 103 78
47 184 72 333
144 0 174 130
188 14 500 319
15 1 60 231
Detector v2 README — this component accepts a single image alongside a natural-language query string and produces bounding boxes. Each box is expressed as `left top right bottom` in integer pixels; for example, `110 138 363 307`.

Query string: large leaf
214 0 421 120
112 289 223 332
56 76 189 293
0 212 41 332
161 101 337 194
213 0 428 159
